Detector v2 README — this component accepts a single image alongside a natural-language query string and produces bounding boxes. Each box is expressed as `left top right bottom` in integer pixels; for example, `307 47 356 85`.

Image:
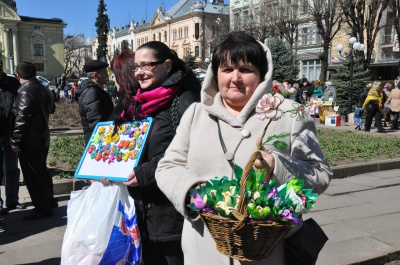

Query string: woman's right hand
123 172 138 187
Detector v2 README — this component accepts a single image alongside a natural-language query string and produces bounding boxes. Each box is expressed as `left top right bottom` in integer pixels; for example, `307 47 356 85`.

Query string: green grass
48 130 400 176
48 136 85 178
317 128 400 166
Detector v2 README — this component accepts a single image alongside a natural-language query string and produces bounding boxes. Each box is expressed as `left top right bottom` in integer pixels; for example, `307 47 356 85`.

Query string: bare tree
388 0 400 43
64 35 87 78
272 0 300 51
242 0 276 42
339 0 389 69
308 0 342 81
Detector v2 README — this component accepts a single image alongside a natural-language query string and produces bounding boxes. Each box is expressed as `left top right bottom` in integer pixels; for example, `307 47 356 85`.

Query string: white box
325 114 341 126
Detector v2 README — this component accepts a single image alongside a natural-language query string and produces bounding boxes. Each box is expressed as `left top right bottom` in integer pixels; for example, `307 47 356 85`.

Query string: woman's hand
100 178 113 186
254 138 275 182
123 172 138 187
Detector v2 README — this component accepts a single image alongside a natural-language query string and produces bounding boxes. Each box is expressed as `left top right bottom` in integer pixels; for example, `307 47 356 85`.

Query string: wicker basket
199 151 292 261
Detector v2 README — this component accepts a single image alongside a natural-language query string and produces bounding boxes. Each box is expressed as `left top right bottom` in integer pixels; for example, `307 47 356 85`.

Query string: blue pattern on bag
99 202 141 265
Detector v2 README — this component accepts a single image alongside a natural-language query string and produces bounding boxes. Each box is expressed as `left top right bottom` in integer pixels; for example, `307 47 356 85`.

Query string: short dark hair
211 31 268 80
16 61 36 79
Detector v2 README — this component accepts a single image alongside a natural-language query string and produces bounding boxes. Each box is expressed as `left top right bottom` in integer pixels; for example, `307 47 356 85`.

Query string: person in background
75 60 114 145
102 43 201 265
0 62 25 215
363 81 385 133
11 62 57 220
312 80 324 98
386 82 400 130
156 31 332 265
382 83 392 124
323 81 337 103
55 74 61 102
295 79 313 104
394 76 400 88
70 82 78 104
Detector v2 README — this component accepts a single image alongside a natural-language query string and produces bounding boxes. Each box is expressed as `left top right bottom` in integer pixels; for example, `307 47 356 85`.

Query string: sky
16 0 182 38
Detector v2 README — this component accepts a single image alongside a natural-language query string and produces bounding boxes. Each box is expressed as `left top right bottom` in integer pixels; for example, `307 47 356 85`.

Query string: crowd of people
358 79 400 133
4 30 399 264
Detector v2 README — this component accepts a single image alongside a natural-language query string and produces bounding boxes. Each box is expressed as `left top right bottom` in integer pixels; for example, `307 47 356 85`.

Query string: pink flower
256 93 285 121
194 193 205 209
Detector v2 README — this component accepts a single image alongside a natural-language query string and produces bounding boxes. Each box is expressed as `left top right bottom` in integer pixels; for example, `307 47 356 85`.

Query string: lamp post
336 37 365 118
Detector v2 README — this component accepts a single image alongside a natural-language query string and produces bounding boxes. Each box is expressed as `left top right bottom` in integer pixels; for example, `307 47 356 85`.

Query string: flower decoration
271 80 296 98
188 167 318 226
384 83 392 89
87 121 149 164
187 88 317 226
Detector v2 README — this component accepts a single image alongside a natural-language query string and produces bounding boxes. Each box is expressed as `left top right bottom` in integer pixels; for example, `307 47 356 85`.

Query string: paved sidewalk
1 169 400 264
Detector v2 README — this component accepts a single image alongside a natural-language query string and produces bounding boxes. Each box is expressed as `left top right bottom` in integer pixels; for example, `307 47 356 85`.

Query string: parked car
78 77 89 85
36 75 50 88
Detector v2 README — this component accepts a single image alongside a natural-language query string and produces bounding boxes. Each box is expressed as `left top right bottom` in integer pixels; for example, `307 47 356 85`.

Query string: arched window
158 32 161 41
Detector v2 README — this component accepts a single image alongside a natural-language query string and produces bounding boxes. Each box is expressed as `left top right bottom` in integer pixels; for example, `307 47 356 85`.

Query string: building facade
0 0 65 77
109 0 229 64
230 0 324 81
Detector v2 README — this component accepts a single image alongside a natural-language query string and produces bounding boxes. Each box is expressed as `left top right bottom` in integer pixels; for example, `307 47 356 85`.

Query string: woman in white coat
156 32 332 265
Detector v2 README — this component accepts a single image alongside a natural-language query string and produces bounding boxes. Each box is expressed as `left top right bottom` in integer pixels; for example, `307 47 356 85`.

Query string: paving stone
317 237 397 265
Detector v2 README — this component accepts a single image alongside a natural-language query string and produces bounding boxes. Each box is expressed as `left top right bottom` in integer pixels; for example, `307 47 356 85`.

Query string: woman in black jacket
295 79 313 104
107 45 200 265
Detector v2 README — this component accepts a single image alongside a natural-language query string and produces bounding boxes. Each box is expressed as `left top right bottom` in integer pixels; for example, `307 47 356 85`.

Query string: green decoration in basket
187 91 318 226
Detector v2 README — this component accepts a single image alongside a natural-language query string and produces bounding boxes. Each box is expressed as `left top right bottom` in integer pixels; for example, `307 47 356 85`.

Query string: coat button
241 128 250 138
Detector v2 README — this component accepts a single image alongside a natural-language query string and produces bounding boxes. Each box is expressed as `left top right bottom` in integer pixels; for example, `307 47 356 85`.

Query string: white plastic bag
61 182 141 265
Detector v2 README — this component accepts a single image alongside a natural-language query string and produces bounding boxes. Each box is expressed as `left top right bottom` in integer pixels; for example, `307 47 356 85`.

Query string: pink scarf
121 86 180 120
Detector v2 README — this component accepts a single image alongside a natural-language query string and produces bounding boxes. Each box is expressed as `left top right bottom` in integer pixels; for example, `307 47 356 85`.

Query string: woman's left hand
123 172 138 187
254 138 275 182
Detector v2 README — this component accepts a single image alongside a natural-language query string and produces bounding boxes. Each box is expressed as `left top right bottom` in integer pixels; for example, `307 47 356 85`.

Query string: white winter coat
156 41 332 265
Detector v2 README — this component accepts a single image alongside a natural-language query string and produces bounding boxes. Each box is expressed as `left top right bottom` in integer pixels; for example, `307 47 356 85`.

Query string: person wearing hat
76 60 114 145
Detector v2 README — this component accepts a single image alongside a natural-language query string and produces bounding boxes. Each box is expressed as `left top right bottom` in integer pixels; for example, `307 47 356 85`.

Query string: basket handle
232 151 262 231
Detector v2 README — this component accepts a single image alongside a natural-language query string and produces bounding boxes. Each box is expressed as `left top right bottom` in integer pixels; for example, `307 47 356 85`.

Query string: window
164 31 167 42
153 34 156 41
158 32 161 41
195 23 199 39
302 60 321 81
301 27 308 45
384 12 393 44
34 26 41 30
33 43 43 56
316 32 322 44
195 46 199 57
302 0 308 13
35 63 44 72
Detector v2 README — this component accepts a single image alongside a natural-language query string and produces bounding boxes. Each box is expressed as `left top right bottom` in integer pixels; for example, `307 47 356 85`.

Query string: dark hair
16 61 36 79
137 41 186 76
211 31 268 80
110 49 139 104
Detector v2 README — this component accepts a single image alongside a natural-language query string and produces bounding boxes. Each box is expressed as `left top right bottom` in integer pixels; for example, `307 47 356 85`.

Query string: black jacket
11 78 54 149
295 83 313 103
129 68 201 242
76 79 114 145
0 74 20 139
